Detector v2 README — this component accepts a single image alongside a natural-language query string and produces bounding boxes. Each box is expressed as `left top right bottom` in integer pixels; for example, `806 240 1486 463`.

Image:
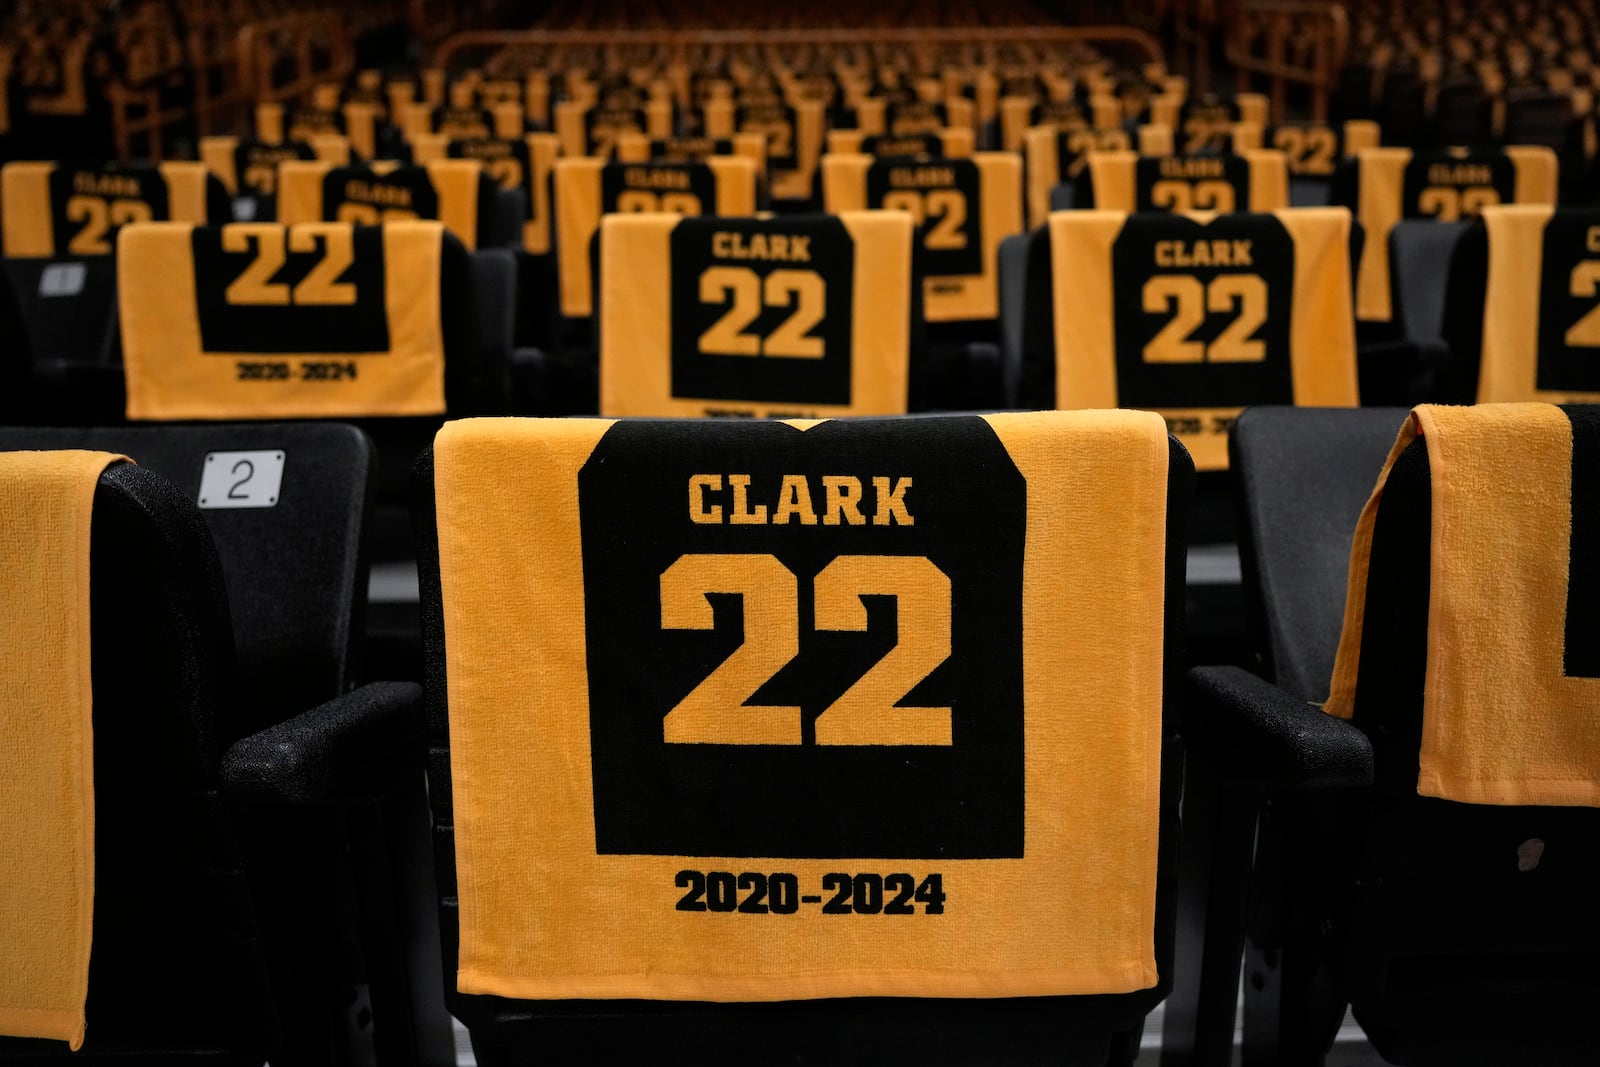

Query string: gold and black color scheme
597 211 913 417
431 409 1170 1000
553 156 760 319
822 152 1022 322
1349 145 1557 322
117 220 449 420
1047 207 1358 470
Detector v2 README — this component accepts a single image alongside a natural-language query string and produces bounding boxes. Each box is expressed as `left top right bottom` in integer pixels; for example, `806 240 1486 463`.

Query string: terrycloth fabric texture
0 449 127 1050
1049 207 1359 471
1325 403 1600 805
119 221 447 419
598 211 913 417
1477 204 1600 403
434 409 1168 1001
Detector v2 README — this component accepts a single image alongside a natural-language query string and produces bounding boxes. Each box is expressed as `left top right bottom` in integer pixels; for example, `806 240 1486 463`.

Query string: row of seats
1 401 1594 1067
0 155 1590 429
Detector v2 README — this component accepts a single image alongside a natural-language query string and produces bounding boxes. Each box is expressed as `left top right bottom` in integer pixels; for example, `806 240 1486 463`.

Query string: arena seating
2 2 1598 1064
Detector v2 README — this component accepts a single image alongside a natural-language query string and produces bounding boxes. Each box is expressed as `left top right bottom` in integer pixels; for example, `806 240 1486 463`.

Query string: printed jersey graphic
234 141 315 197
1400 152 1516 220
1536 214 1600 394
1566 407 1600 679
1111 213 1296 410
322 166 439 223
448 136 529 191
192 223 389 353
1135 155 1251 213
48 165 168 256
668 216 855 406
865 158 982 277
602 161 717 215
577 417 1026 858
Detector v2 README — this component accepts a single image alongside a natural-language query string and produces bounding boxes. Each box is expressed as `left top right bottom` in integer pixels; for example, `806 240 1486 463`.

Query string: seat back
1388 219 1470 351
596 211 914 416
0 424 375 736
116 220 488 422
1156 93 1271 156
820 151 1022 323
1326 406 1600 1063
413 411 1192 1062
996 92 1121 153
1229 406 1411 701
825 127 974 158
1 161 228 370
0 461 275 1059
1039 207 1360 470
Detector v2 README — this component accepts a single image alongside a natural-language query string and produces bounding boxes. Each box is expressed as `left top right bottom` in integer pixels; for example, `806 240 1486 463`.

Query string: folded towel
1476 204 1600 403
598 211 913 416
0 449 128 1049
1352 145 1556 322
1049 207 1359 470
433 409 1170 1001
1 161 213 258
119 221 448 420
1326 403 1600 804
554 156 760 318
821 152 1023 322
278 160 484 250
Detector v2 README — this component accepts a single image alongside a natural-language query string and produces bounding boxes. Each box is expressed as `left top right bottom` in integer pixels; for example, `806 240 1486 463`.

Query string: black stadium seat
0 423 441 1065
413 412 1193 1064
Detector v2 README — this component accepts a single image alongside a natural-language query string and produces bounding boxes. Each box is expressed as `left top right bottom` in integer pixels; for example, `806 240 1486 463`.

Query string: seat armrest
1183 666 1373 789
221 681 424 804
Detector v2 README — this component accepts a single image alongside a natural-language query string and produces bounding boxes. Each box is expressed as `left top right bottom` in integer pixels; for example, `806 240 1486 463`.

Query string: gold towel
1024 124 1167 230
0 449 127 1050
1 161 213 258
1231 120 1381 176
826 128 974 158
1049 207 1359 470
554 156 759 319
1353 146 1557 322
434 409 1169 1000
1326 403 1600 803
1476 204 1600 403
821 152 1022 322
119 221 448 420
1085 149 1289 213
598 211 912 416
412 134 561 255
278 160 484 250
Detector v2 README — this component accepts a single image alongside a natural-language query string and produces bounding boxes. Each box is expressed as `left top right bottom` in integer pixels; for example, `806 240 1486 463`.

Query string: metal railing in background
1225 1 1348 120
429 24 1166 71
237 11 357 107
